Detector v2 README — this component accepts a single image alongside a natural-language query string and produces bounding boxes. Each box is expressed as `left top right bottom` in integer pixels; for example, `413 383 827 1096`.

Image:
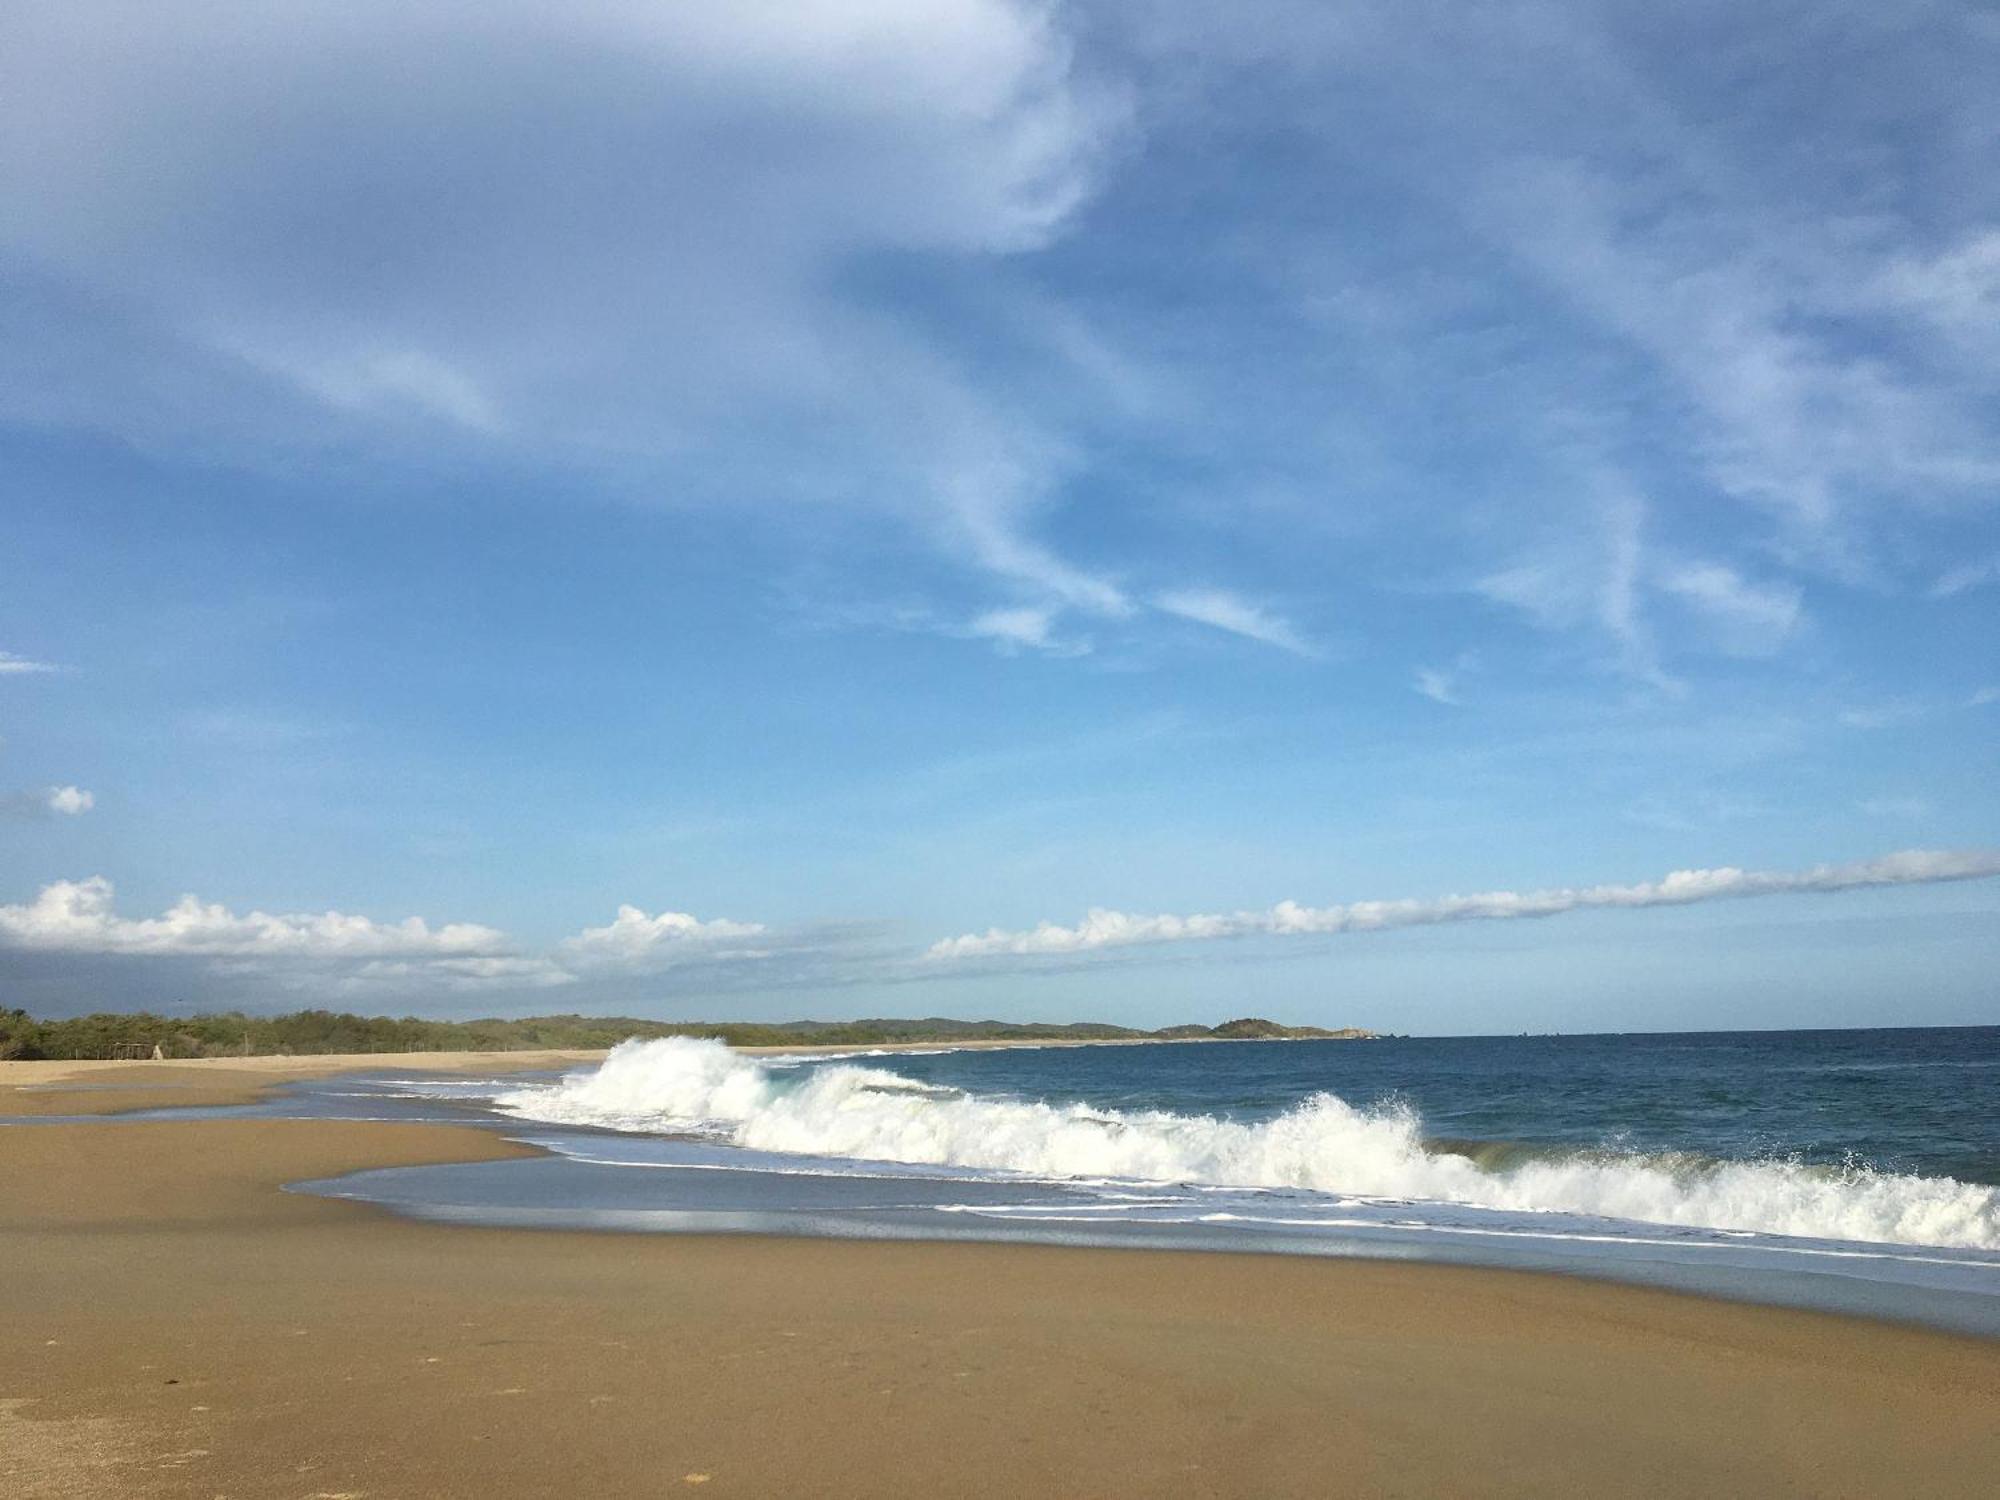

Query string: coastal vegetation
0 1007 1370 1060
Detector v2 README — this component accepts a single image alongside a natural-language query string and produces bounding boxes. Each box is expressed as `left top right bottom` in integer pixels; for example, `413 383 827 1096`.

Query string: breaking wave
494 1038 2000 1251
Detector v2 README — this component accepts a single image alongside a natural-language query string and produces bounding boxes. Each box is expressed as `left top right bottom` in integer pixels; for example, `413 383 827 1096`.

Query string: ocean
264 1025 2000 1335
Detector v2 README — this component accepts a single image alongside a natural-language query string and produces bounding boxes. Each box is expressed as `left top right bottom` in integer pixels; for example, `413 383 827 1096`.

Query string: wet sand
2 1062 1997 1497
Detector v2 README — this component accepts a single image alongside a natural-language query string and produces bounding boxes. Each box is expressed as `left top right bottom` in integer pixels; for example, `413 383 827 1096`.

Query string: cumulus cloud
1154 587 1317 656
926 849 2000 960
45 785 92 815
0 877 512 960
558 904 770 972
2 786 95 819
0 877 811 999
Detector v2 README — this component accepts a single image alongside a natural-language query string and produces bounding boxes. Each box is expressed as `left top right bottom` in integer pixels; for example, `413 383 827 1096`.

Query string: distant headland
0 1007 1373 1061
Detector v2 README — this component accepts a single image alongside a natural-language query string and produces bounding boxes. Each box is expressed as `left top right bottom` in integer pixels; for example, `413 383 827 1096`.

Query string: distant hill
0 1007 1373 1061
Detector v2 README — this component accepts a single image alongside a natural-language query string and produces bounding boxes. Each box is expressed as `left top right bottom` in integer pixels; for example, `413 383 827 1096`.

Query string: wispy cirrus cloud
1656 562 1802 659
1153 587 1318 657
926 849 2000 962
1932 556 2000 598
0 0 1132 638
1414 651 1478 706
1413 667 1461 706
966 605 1092 657
0 650 61 675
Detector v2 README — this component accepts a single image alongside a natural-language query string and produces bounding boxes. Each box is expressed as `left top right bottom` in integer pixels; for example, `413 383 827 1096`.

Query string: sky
2 1 1997 1034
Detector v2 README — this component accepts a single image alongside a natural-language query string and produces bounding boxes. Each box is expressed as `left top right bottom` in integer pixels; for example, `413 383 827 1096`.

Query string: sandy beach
4 1055 1998 1498
0 1051 615 1119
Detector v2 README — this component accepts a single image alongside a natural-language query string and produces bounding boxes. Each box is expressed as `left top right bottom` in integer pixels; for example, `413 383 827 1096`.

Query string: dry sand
3 1056 1997 1498
0 1052 611 1118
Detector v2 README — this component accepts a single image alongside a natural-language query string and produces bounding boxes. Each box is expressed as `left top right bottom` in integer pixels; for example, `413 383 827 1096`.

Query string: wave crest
495 1038 2000 1250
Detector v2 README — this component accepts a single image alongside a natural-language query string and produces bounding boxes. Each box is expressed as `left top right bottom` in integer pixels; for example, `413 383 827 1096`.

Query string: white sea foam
493 1038 2000 1251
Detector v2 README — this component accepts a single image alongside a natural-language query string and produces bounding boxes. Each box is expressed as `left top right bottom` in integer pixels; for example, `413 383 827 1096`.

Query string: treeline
0 1008 1369 1061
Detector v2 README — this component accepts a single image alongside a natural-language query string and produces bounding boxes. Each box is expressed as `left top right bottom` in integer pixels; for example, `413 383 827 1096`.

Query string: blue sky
2 1 1996 1032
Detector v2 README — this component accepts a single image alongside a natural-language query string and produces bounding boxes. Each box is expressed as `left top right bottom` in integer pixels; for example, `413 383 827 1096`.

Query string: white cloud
301 349 501 433
1657 562 1802 658
1932 555 2000 598
1881 229 2000 359
1478 493 1813 678
927 849 2000 960
0 650 60 675
1153 587 1317 657
1970 686 2000 708
1413 651 1477 706
1413 667 1460 705
0 1 1126 619
0 877 804 993
966 605 1088 656
0 877 512 960
558 904 769 972
1478 157 2000 550
2 786 96 820
1476 487 1680 689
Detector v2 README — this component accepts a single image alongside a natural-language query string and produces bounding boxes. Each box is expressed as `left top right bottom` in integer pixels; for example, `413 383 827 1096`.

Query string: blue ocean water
270 1026 2000 1335
873 1027 2000 1186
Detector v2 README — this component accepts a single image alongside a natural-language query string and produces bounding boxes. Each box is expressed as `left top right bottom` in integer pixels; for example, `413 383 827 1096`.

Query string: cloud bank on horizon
2 850 1994 1005
0 878 786 996
926 850 2000 962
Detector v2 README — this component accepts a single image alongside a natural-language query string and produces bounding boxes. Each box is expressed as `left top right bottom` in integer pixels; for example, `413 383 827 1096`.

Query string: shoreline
15 1050 1994 1339
6 1113 1999 1497
0 1034 1295 1118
